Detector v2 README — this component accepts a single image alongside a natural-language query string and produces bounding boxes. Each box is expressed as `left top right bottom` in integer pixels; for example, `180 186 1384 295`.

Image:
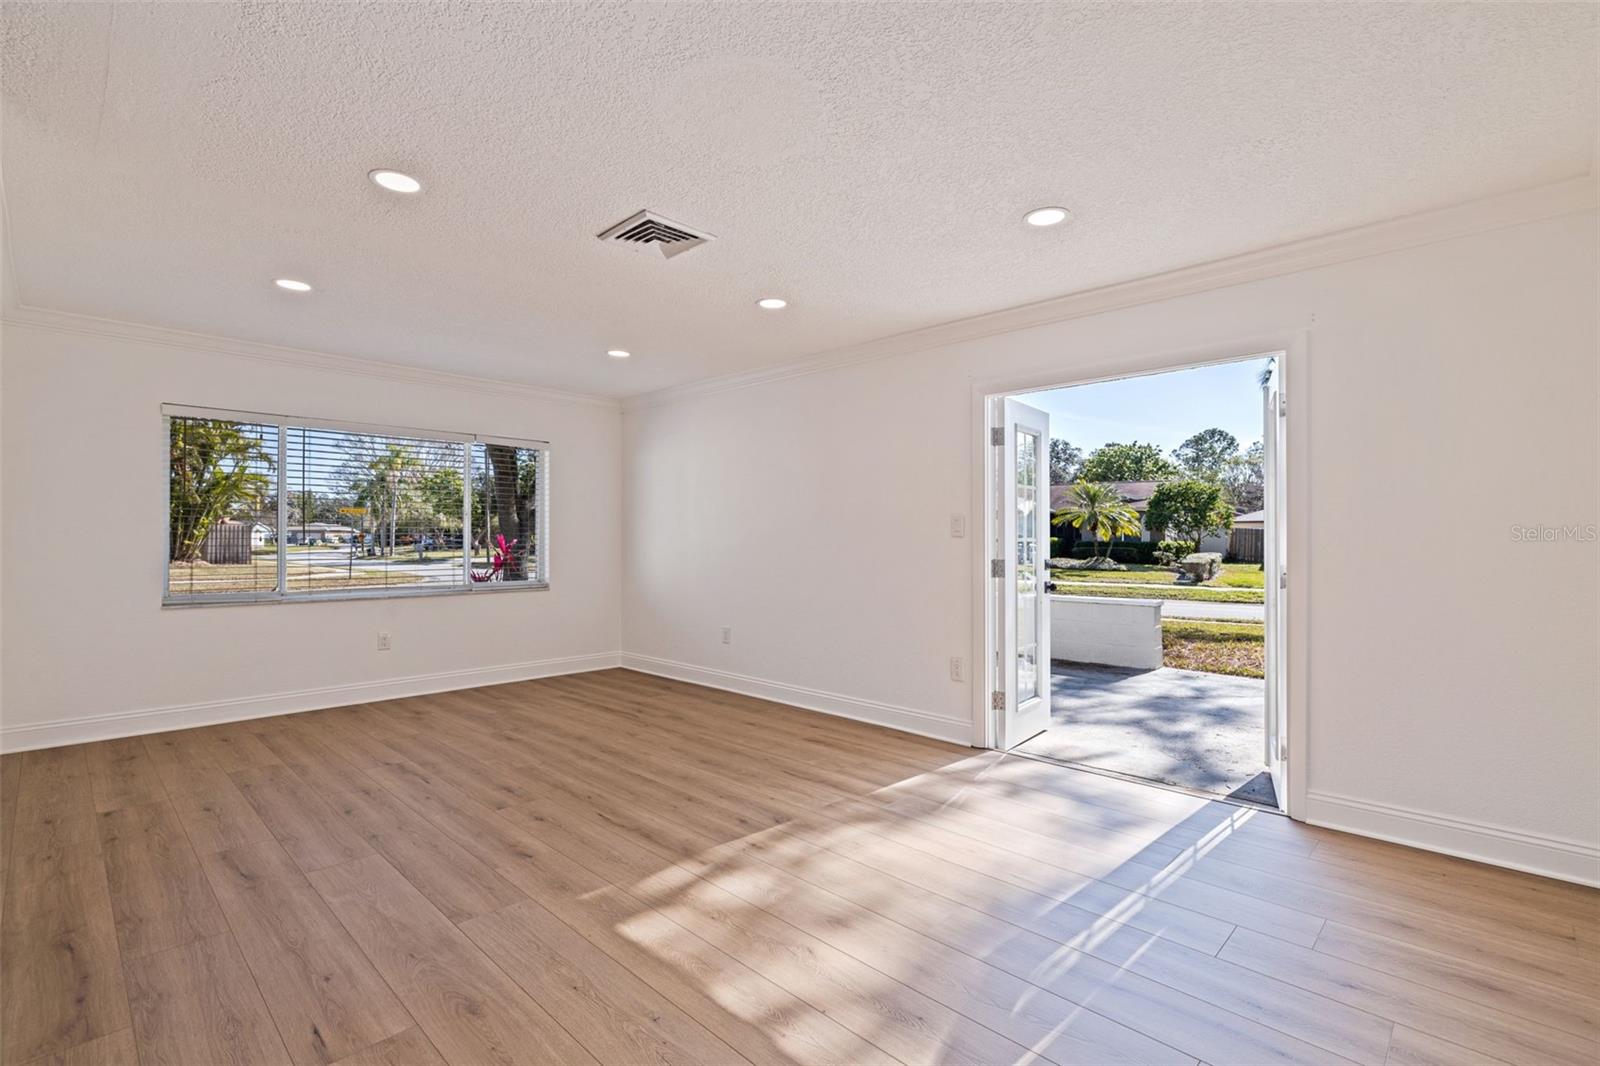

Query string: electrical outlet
377 631 391 652
721 627 732 645
950 656 964 682
950 514 966 538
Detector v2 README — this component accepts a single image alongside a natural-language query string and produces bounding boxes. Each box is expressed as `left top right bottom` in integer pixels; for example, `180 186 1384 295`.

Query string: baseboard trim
0 652 624 753
620 653 973 747
1303 789 1600 888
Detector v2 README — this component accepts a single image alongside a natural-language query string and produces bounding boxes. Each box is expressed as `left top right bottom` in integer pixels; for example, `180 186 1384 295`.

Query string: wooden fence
201 522 255 564
1228 527 1263 563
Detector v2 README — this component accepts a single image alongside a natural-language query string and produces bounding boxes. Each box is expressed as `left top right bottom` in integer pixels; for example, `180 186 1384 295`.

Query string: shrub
1067 542 1159 564
1061 556 1126 571
1146 480 1234 555
1157 539 1191 557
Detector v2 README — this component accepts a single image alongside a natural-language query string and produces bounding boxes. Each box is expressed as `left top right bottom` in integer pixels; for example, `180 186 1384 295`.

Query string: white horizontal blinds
167 416 280 598
283 426 468 595
471 441 543 584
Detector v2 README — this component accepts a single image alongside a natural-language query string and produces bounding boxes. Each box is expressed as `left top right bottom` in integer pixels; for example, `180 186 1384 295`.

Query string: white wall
622 208 1599 883
0 319 623 749
1051 596 1163 671
1 196 1594 885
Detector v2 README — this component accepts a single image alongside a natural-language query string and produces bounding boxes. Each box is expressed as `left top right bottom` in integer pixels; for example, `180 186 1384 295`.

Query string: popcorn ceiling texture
1 1 1594 396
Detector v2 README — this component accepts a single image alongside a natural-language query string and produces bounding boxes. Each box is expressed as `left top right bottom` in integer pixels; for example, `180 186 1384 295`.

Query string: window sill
161 581 550 608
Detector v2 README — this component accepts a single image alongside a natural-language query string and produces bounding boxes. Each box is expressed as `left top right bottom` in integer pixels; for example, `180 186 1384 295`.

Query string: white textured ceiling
2 2 1594 397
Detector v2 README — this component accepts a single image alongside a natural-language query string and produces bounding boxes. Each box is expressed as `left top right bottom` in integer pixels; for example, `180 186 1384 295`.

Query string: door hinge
1279 740 1289 761
990 558 1005 578
1278 393 1287 417
991 427 1005 446
991 690 1006 711
1279 570 1288 590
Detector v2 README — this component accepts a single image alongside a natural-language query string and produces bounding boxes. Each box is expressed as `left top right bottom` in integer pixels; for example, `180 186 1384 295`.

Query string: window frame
161 403 550 607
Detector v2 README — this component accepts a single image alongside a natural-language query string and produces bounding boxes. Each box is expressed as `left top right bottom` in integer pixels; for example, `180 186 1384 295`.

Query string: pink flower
472 534 519 582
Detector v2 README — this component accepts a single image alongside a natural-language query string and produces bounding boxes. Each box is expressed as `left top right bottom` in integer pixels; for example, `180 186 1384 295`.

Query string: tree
482 444 539 581
1144 479 1234 556
1051 482 1141 560
1221 441 1264 512
1049 439 1083 484
1079 441 1179 482
416 467 465 540
169 420 273 561
287 489 342 526
347 443 420 556
1172 428 1239 482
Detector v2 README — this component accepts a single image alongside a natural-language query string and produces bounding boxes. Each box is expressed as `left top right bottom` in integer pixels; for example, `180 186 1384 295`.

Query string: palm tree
349 443 420 556
169 419 273 561
1052 481 1141 561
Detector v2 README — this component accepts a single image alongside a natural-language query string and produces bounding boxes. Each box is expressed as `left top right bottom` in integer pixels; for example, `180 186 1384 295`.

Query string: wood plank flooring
1 669 1595 1065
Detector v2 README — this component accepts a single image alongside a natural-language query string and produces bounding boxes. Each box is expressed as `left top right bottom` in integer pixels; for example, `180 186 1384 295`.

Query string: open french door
994 398 1051 749
1262 360 1289 809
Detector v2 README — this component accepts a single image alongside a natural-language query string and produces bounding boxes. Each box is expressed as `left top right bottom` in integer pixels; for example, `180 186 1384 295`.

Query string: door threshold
1003 748 1286 816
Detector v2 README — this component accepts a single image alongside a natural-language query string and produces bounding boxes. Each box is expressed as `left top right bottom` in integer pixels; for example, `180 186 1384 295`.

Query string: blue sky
1016 357 1273 457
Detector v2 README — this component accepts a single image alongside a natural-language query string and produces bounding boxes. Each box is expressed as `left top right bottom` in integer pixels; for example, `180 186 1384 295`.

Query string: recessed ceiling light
606 349 631 359
756 297 788 310
369 169 422 194
274 278 313 292
1024 206 1070 227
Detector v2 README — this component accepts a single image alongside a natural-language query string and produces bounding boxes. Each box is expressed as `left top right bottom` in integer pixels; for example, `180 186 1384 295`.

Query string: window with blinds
164 407 548 604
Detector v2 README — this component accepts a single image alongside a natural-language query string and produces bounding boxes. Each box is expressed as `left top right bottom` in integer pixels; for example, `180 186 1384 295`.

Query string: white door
1262 361 1289 808
996 398 1052 749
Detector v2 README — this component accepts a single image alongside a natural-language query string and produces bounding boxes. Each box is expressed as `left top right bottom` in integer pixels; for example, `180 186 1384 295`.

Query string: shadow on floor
1015 662 1275 807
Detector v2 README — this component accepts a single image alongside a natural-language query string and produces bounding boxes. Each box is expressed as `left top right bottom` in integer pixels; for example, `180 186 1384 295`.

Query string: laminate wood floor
1 669 1595 1065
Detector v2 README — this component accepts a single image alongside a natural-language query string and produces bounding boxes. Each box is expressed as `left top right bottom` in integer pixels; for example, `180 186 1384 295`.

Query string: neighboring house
1051 480 1231 553
283 522 358 545
218 518 276 547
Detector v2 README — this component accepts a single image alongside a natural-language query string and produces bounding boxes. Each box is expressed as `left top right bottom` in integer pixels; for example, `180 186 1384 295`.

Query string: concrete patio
1016 662 1274 806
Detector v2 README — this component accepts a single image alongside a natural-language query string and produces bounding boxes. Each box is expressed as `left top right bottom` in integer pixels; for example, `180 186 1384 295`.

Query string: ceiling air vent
597 210 715 259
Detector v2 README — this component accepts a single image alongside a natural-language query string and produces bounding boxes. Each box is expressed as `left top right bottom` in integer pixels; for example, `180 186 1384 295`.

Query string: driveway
1015 662 1274 805
288 547 465 586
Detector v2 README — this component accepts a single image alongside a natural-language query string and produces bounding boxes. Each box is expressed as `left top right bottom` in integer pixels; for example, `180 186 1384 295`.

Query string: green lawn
1049 560 1265 603
1213 563 1266 589
1162 619 1264 677
1046 563 1173 585
1049 561 1263 586
1049 578 1263 604
168 563 426 595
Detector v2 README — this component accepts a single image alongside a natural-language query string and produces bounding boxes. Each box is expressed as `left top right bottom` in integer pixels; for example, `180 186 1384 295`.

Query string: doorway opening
985 353 1289 811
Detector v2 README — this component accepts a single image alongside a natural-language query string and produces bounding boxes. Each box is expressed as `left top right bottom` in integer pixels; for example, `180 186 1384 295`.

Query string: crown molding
0 304 623 411
3 176 1591 414
624 174 1597 412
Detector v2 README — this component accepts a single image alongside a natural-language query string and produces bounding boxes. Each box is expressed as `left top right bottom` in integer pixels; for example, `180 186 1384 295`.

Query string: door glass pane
1015 429 1040 701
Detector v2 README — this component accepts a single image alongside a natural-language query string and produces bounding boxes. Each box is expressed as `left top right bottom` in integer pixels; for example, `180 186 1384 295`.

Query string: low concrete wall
1050 594 1163 669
